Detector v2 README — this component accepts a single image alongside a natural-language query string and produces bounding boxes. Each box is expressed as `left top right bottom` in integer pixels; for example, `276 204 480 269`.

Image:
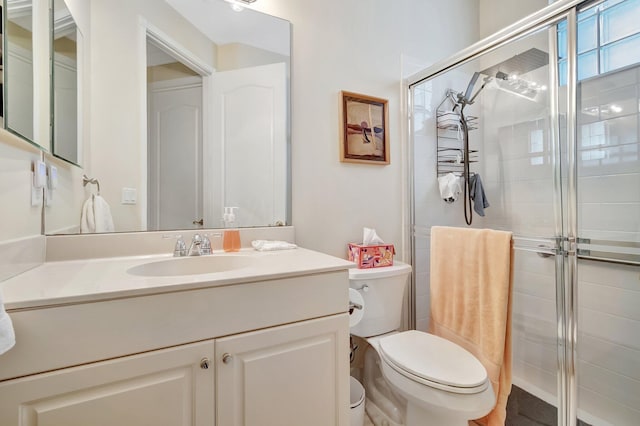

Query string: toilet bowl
349 262 495 426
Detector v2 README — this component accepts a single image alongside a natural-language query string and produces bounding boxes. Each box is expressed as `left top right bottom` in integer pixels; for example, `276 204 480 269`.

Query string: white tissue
251 240 297 251
348 288 365 328
437 172 462 203
363 227 384 246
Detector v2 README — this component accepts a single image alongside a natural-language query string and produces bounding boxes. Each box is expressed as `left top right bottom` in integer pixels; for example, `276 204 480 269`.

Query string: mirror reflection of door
210 62 287 228
147 39 203 231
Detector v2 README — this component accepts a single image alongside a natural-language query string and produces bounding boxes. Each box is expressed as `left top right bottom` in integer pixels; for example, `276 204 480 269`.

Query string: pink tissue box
348 243 395 269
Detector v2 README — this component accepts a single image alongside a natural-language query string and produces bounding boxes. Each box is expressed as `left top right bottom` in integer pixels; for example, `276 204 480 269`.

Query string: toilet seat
378 330 489 395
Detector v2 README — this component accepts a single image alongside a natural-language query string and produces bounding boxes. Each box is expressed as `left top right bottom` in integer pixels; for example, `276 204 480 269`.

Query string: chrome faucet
188 234 204 256
200 234 212 255
173 236 187 257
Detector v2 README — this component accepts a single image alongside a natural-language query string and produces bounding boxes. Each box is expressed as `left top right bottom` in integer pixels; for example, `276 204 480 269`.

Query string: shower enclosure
409 0 640 425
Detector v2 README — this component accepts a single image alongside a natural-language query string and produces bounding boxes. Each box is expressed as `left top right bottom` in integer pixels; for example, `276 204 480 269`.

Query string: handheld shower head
463 72 481 102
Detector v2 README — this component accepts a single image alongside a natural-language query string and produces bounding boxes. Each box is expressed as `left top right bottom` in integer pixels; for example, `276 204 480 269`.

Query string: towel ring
82 174 101 195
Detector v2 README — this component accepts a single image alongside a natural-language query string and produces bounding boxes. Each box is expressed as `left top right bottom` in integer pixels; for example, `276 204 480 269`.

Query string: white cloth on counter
0 288 16 355
251 240 298 251
80 195 115 233
437 172 462 203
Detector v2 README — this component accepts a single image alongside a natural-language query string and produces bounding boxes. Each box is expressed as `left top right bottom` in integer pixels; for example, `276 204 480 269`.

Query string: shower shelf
436 91 479 177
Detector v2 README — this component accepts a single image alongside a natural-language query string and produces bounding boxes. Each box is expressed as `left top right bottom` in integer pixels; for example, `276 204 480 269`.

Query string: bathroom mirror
51 0 80 165
45 0 291 234
4 0 35 143
3 0 49 150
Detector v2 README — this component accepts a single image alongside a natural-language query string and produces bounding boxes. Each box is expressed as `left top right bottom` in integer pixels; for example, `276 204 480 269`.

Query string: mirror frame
50 0 82 167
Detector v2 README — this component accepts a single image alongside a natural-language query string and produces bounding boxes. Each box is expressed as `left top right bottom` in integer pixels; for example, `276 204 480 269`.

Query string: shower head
463 72 481 102
458 48 548 107
479 48 550 100
459 71 493 108
479 48 549 79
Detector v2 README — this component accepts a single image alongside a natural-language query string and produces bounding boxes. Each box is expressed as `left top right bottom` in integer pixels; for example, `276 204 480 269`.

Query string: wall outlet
121 187 137 205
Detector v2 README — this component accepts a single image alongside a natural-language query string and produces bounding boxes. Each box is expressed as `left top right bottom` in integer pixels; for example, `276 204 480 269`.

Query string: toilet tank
349 261 412 338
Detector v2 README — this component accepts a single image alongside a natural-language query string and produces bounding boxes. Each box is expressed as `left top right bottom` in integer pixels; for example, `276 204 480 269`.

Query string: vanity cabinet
216 315 347 426
0 268 351 426
0 340 216 426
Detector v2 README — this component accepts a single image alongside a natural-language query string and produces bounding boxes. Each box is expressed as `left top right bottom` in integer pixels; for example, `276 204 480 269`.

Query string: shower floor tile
506 385 592 426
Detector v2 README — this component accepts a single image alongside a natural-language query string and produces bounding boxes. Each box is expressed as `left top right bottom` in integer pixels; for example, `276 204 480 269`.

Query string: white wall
0 131 43 241
479 0 548 38
2 0 479 250
217 43 289 72
0 131 46 280
253 0 480 259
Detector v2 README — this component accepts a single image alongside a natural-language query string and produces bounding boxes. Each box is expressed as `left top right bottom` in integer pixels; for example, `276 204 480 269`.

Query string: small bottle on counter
222 207 240 252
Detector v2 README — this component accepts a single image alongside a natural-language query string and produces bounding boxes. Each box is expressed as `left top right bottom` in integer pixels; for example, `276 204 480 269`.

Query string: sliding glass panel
410 17 568 423
576 1 640 425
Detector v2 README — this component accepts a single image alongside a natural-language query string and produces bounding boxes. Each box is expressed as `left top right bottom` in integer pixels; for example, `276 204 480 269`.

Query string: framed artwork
340 91 389 165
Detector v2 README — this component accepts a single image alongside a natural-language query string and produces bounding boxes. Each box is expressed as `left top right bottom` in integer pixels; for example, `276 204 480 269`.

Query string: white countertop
1 248 354 311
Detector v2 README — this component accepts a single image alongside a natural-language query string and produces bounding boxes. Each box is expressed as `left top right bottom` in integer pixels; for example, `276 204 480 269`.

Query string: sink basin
127 255 255 277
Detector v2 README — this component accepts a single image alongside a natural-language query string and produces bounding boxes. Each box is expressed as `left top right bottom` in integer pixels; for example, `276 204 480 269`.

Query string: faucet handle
201 234 212 255
174 235 187 257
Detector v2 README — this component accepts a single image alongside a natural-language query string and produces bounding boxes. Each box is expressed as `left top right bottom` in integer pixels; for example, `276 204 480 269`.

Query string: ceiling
165 0 290 57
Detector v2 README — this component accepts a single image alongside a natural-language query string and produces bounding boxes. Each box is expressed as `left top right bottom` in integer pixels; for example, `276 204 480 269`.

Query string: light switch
48 165 58 189
121 187 137 205
31 161 46 207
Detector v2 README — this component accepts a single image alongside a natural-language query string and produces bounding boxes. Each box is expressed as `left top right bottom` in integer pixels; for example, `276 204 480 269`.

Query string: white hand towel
93 195 115 232
251 240 297 251
0 288 16 355
80 195 95 233
437 172 462 203
81 195 115 233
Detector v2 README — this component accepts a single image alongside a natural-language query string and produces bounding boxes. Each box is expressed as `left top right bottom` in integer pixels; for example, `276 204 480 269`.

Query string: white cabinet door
216 314 350 426
0 340 215 426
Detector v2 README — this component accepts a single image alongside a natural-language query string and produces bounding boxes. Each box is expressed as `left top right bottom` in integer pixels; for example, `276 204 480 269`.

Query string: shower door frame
407 1 584 425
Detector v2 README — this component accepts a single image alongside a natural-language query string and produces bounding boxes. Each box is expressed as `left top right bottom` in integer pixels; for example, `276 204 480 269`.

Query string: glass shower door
410 16 570 424
573 1 640 424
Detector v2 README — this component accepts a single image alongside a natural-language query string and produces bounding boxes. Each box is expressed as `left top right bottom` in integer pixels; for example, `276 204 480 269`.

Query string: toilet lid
379 330 488 391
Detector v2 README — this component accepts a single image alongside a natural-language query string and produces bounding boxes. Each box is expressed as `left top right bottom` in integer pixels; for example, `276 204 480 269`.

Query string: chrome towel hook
82 174 101 195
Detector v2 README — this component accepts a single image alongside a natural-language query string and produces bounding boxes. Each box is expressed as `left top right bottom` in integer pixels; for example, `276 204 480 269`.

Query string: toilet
349 261 495 426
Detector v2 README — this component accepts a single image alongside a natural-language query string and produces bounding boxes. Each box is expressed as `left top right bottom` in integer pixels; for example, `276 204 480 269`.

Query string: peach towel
428 226 513 426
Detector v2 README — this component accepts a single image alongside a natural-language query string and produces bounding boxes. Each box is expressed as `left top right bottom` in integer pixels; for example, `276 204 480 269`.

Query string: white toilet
349 261 495 426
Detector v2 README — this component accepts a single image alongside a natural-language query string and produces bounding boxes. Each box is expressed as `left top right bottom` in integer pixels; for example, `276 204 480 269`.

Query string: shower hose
459 108 473 226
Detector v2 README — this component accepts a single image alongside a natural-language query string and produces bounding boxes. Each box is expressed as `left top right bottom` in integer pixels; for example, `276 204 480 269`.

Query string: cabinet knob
222 353 233 364
200 358 210 369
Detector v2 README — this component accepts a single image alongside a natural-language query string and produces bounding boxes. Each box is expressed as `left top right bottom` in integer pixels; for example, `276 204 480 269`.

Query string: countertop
1 248 354 311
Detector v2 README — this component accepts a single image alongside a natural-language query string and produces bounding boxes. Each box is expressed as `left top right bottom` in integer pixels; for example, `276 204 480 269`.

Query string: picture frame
340 91 389 165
